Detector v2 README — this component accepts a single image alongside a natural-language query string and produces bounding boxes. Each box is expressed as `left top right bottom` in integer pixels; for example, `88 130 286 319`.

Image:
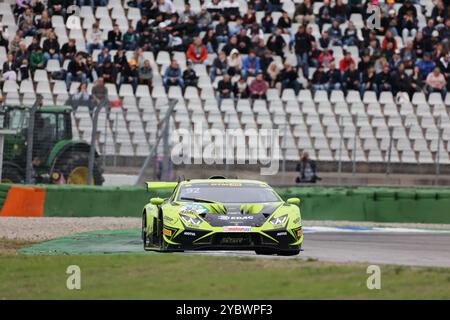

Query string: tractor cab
0 105 104 185
0 105 72 165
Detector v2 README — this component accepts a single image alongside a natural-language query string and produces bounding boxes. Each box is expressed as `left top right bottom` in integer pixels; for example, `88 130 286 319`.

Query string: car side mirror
287 198 300 206
150 197 164 205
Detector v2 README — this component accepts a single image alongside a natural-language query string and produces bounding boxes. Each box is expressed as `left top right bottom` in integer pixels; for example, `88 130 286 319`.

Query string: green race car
142 177 303 256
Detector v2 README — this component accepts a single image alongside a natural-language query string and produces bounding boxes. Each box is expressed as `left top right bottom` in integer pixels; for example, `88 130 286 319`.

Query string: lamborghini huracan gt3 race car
142 177 303 255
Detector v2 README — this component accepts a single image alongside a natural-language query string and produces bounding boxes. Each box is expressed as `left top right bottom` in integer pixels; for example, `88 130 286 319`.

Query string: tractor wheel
54 151 104 185
1 166 24 184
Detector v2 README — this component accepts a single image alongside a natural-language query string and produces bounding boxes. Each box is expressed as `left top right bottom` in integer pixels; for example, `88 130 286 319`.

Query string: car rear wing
146 181 178 191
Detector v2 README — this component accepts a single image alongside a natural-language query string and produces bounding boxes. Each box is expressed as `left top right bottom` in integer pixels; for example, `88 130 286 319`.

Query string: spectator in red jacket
186 37 208 64
339 51 355 72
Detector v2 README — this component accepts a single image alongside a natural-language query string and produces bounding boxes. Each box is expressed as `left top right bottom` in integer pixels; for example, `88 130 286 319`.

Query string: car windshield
177 183 281 203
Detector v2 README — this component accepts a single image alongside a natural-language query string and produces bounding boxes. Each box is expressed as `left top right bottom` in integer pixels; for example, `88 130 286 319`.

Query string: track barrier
0 184 449 223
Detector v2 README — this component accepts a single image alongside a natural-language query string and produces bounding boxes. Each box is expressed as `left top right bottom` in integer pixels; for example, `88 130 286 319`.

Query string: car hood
178 202 284 227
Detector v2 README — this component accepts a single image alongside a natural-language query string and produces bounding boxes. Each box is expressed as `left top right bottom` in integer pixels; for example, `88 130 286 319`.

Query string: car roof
179 179 270 186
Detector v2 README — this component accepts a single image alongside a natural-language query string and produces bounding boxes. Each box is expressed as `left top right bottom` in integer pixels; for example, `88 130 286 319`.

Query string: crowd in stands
1 0 450 105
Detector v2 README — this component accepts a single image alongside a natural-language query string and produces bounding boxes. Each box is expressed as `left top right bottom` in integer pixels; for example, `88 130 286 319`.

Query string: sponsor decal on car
179 204 209 215
276 232 287 236
184 232 196 236
222 226 252 233
217 215 254 221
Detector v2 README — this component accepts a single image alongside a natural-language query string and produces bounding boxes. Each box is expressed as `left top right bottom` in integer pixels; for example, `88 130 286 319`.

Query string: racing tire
54 151 104 185
142 213 150 250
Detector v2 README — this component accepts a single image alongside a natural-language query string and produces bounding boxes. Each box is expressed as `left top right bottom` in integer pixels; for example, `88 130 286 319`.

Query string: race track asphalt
21 227 450 267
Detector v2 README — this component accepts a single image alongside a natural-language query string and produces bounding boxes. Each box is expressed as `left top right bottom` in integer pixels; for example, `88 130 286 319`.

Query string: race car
142 177 303 255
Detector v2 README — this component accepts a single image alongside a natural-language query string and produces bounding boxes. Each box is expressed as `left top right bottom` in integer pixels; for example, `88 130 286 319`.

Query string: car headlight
269 215 288 226
180 214 202 225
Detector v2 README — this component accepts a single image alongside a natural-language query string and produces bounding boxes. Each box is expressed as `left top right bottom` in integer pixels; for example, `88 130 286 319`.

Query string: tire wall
1 184 450 223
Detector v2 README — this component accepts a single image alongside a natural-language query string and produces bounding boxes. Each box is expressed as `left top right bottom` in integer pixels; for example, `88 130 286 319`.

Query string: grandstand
0 0 449 174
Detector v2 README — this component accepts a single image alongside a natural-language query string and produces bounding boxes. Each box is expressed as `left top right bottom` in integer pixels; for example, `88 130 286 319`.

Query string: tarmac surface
19 227 450 268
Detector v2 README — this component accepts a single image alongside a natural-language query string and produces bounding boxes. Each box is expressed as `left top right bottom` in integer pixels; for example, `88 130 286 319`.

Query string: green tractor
0 105 104 185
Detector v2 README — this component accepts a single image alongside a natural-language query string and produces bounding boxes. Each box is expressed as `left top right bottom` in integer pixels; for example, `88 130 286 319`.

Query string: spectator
242 8 256 26
332 0 349 23
122 59 139 92
426 67 447 98
279 62 302 95
98 59 117 85
70 83 94 115
343 21 359 46
223 0 240 21
202 29 218 54
249 73 269 100
66 53 87 89
138 59 153 90
328 62 343 93
265 61 280 88
97 47 111 67
186 37 208 64
107 24 123 50
86 23 104 54
294 0 315 25
206 0 223 21
91 77 109 116
311 65 330 95
294 25 312 78
242 50 261 77
438 52 450 90
431 0 447 28
2 53 17 81
230 17 244 35
215 15 229 43
163 59 184 92
343 62 360 92
400 40 417 69
197 7 212 30
61 38 77 62
360 65 377 97
42 30 60 64
29 46 44 73
392 62 415 98
400 10 418 44
375 64 393 95
234 76 249 99
276 10 291 34
211 51 228 81
318 0 333 31
317 47 334 69
36 10 52 36
14 42 29 67
85 56 97 83
19 59 30 81
236 28 252 54
327 19 343 46
217 74 234 106
183 61 199 87
416 52 436 78
295 151 319 183
113 49 128 74
123 26 138 51
261 11 275 33
227 48 242 76
339 51 355 72
267 28 286 58
381 30 397 52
